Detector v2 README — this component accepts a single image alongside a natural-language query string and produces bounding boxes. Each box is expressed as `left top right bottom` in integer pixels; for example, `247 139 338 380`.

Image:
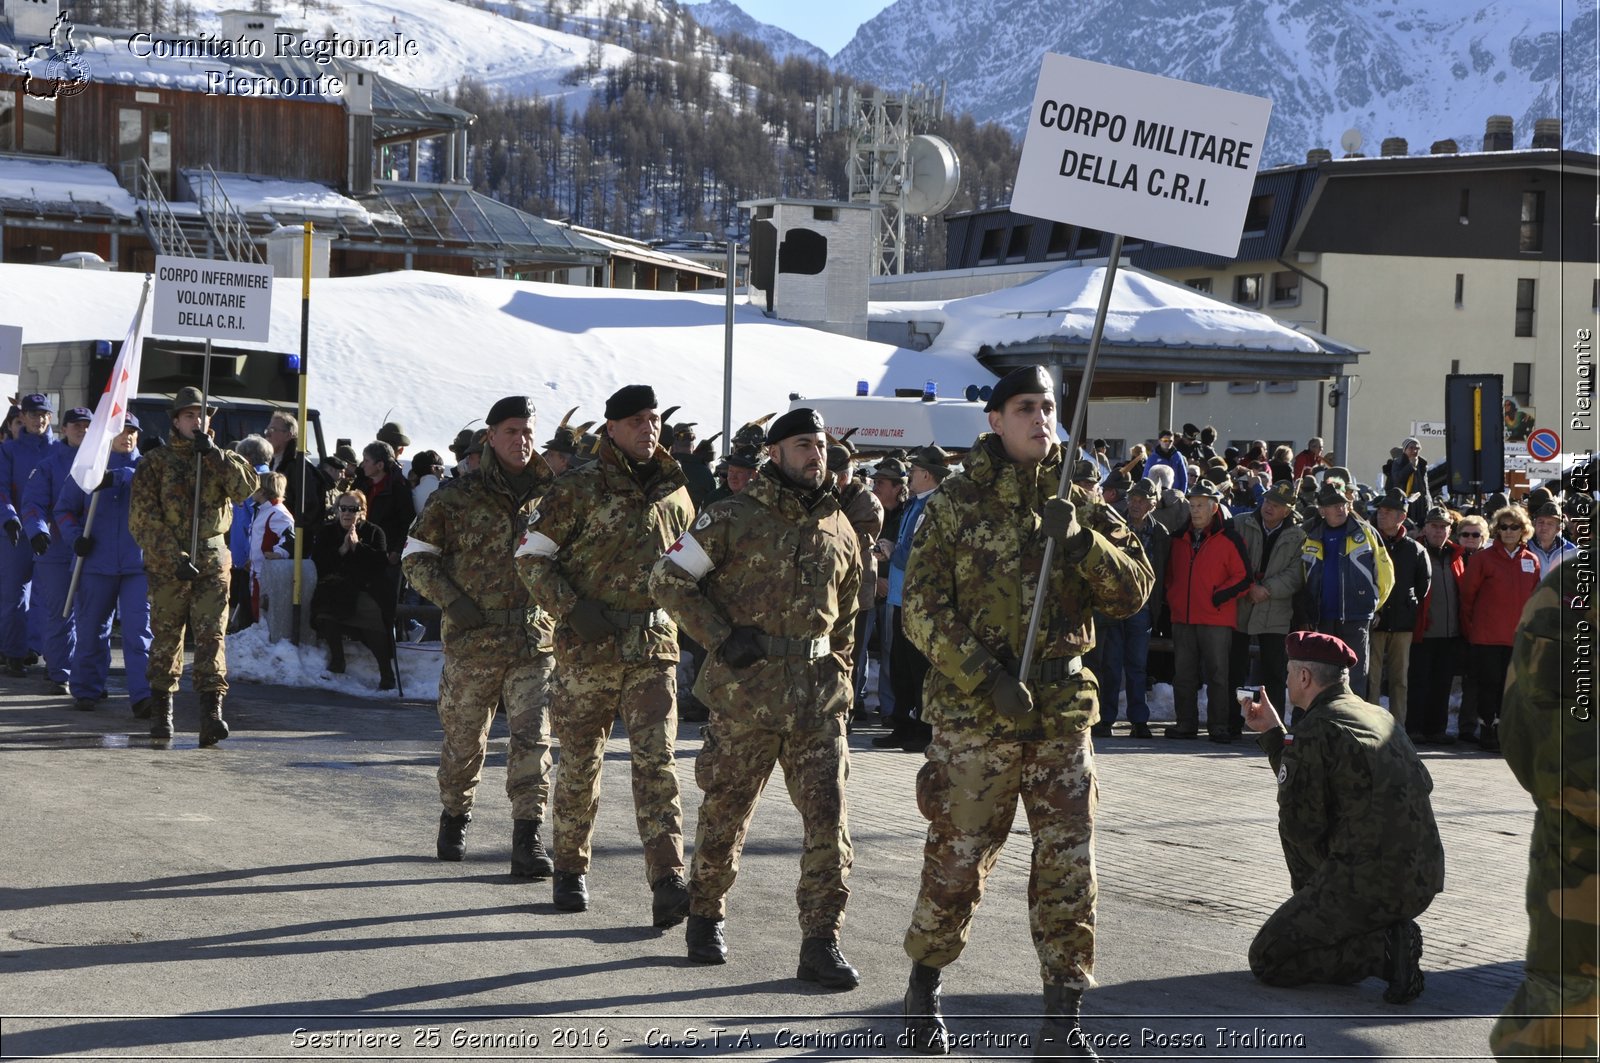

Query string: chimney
1430 139 1459 155
219 8 277 49
1380 137 1408 157
4 0 58 39
1483 115 1514 151
1306 148 1332 164
1532 118 1562 149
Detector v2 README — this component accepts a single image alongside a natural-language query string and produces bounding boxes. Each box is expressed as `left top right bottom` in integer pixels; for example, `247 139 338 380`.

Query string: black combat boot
872 718 911 748
796 936 860 990
437 809 470 861
1382 920 1425 1004
4 657 25 677
685 914 727 964
903 962 950 1055
1034 983 1100 1060
131 696 154 719
651 872 690 928
149 693 174 740
197 691 230 746
360 632 396 690
552 870 588 912
510 819 553 879
319 621 346 673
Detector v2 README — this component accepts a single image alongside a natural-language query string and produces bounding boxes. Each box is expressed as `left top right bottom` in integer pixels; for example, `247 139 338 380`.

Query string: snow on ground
0 157 140 217
227 622 442 701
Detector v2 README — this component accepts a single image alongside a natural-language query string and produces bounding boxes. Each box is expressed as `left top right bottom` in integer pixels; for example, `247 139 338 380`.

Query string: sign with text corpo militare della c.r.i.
1010 54 1274 259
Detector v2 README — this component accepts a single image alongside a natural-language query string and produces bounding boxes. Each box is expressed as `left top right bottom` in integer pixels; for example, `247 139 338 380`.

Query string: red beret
1285 631 1358 669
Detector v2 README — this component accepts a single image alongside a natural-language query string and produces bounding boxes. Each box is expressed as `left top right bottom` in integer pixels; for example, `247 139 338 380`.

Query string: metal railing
194 165 264 265
137 159 193 258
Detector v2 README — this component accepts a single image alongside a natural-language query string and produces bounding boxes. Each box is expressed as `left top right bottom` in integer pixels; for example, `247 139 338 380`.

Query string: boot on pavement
319 621 346 673
197 690 230 746
552 870 588 911
437 809 470 861
1382 919 1425 1004
1034 982 1099 1060
903 962 950 1055
149 693 174 740
131 695 155 720
651 872 690 928
360 632 396 690
685 914 727 964
796 936 860 989
510 818 553 878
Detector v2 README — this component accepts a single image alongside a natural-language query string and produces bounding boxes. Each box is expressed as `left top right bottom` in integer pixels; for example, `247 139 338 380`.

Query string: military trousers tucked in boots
146 563 231 697
436 629 553 820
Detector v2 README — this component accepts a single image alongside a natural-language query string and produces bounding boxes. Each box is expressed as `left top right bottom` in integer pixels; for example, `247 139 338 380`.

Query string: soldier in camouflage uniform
516 384 694 927
402 396 557 878
1491 563 1599 1062
1242 630 1444 1004
898 366 1152 1058
128 388 258 745
650 407 862 988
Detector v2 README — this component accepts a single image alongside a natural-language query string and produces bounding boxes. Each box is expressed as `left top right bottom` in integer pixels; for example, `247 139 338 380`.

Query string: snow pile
226 622 442 701
200 173 373 225
871 265 1324 356
0 157 139 217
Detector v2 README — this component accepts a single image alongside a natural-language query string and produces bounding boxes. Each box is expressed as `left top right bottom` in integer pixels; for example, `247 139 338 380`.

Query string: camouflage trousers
1248 880 1414 987
1490 812 1600 1062
549 659 683 885
904 727 1097 988
437 645 554 821
688 716 851 937
146 567 230 696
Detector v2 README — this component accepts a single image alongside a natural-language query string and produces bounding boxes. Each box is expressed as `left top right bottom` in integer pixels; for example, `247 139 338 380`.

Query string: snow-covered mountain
832 0 1596 162
680 0 830 64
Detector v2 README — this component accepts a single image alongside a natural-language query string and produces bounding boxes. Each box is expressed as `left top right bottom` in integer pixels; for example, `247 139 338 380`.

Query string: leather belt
481 607 537 626
603 607 669 629
1028 655 1084 683
756 633 831 660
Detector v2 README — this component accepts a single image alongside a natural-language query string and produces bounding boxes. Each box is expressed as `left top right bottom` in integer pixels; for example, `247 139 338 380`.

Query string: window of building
1177 382 1209 395
1520 191 1544 253
977 227 1004 265
1512 362 1533 405
1185 277 1213 294
1005 224 1033 262
19 93 56 154
1458 188 1470 225
1045 223 1072 258
1074 227 1103 256
1454 273 1464 307
1233 274 1262 306
1243 194 1273 234
1228 381 1261 394
1263 381 1299 393
1515 278 1536 337
1270 270 1300 305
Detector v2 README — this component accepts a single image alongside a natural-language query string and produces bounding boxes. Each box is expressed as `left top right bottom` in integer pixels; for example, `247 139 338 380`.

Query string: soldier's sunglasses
337 505 361 513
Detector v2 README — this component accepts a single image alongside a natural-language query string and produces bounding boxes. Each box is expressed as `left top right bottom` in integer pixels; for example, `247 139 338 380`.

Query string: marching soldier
516 385 694 926
128 388 258 744
403 396 557 877
898 366 1152 1056
650 407 862 988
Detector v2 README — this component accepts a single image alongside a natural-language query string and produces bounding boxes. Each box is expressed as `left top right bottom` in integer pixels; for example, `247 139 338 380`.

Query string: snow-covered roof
564 224 725 275
192 172 374 226
0 156 139 218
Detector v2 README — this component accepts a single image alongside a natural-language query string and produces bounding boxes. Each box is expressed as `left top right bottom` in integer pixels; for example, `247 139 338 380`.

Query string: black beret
984 365 1053 412
766 407 826 445
605 385 657 421
487 395 534 425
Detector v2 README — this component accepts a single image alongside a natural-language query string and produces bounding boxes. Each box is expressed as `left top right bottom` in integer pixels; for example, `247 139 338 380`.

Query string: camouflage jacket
403 451 555 653
901 434 1153 740
838 479 883 611
1258 684 1446 902
650 464 860 731
516 436 692 665
129 436 258 576
1499 564 1598 846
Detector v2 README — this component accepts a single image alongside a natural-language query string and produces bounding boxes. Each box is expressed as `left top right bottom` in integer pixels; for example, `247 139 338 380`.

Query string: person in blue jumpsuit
0 394 59 677
54 416 152 715
21 407 93 692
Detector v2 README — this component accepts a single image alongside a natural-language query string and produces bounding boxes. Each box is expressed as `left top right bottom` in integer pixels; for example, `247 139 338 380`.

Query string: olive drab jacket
517 435 693 666
129 436 258 575
650 464 860 732
901 434 1154 741
402 450 555 651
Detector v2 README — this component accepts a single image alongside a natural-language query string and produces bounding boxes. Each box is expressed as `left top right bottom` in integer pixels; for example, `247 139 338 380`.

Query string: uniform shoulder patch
1276 765 1288 785
694 510 713 532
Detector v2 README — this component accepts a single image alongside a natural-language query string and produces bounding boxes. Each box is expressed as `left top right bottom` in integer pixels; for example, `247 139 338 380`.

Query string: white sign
152 256 274 343
1410 420 1448 438
0 324 20 376
1010 54 1274 258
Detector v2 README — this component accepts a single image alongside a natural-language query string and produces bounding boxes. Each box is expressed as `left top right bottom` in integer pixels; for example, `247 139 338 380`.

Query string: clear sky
722 0 895 56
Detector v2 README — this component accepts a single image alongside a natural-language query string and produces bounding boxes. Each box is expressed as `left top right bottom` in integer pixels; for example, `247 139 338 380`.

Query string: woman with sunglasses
1459 506 1541 752
310 490 395 689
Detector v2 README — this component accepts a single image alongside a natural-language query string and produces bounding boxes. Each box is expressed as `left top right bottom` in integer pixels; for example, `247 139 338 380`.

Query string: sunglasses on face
1497 524 1521 531
1459 531 1482 538
337 505 361 513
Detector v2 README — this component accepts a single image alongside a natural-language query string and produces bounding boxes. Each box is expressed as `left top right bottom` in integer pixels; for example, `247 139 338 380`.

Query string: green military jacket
129 436 258 576
516 435 692 666
1258 684 1446 902
649 464 860 731
403 451 555 652
901 434 1153 740
1232 508 1308 635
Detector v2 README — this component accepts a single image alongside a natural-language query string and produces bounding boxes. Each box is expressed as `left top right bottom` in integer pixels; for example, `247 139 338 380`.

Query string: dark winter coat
1412 539 1465 639
311 519 390 624
1373 527 1432 633
356 460 415 556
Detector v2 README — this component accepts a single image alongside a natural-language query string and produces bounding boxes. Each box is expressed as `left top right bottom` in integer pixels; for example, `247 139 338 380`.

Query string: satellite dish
1339 127 1363 154
903 134 962 216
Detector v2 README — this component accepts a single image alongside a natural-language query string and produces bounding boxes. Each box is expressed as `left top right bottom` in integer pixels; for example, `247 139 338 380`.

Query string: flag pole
1018 234 1124 680
189 334 214 562
62 493 100 618
291 222 313 645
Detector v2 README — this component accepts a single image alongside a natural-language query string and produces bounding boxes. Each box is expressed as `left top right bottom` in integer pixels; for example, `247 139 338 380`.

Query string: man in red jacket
1165 481 1252 742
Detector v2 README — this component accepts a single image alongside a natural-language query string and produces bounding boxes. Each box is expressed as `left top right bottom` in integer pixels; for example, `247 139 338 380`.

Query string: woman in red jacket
1459 506 1541 752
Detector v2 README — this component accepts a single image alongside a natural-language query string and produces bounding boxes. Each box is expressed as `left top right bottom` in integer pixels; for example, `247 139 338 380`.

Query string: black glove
1040 497 1081 543
176 557 199 581
719 625 765 669
990 672 1034 717
73 536 94 558
567 598 615 643
445 596 484 631
4 520 18 547
29 532 49 557
95 472 114 492
191 431 214 455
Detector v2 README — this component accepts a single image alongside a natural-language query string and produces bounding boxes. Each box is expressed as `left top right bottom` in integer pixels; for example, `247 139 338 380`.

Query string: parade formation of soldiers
1 366 1591 1062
